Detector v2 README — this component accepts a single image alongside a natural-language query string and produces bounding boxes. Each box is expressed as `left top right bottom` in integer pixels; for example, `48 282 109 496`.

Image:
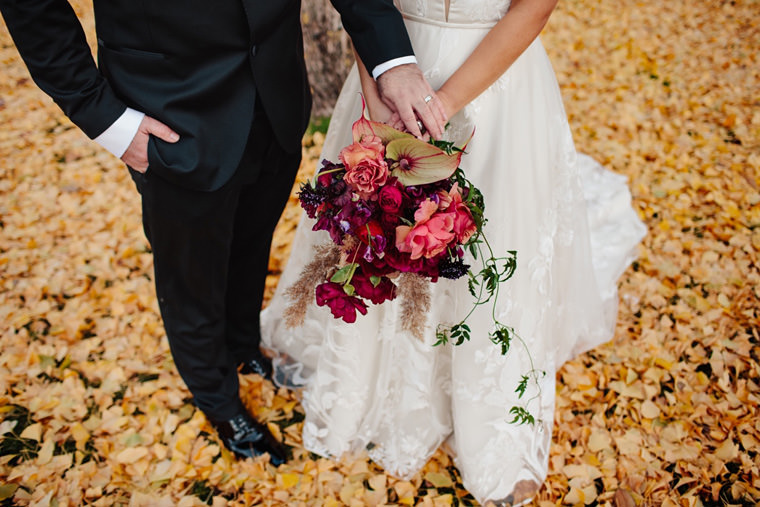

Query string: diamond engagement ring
424 94 433 103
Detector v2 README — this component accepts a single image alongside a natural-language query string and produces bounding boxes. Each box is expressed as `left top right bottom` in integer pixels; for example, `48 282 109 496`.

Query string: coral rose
395 199 456 260
339 136 389 198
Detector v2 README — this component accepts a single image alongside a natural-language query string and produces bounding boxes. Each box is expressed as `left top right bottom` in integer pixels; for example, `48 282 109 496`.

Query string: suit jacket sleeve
0 0 127 138
329 0 414 73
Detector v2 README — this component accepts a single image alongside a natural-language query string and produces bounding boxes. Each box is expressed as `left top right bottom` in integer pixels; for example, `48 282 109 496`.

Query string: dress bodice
394 0 511 26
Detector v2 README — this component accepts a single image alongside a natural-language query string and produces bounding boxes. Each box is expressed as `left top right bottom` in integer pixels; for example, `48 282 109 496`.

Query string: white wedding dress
261 0 646 504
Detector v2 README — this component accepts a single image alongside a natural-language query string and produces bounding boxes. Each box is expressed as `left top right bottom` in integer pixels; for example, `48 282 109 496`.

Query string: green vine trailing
430 154 546 426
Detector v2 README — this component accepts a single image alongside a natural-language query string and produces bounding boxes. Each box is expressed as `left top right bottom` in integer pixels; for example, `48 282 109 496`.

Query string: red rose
315 282 368 323
378 185 403 214
357 221 384 246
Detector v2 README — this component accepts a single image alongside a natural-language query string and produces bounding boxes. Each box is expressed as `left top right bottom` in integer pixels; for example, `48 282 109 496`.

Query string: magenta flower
315 282 368 323
352 271 397 305
378 185 403 214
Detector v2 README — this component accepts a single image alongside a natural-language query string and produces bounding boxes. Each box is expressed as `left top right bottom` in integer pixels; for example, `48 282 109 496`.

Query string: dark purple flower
330 181 353 207
313 214 344 245
336 203 371 234
298 183 328 218
438 255 470 280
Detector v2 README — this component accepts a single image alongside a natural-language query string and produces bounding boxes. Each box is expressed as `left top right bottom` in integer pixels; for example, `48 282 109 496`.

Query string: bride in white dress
261 0 646 504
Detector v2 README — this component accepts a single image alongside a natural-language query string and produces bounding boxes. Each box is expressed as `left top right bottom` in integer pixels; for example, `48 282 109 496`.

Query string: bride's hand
365 95 395 124
366 96 406 131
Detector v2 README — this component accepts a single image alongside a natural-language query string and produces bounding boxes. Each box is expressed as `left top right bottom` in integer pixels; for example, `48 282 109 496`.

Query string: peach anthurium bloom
386 127 474 186
386 138 462 186
350 94 473 187
396 199 457 259
351 95 413 145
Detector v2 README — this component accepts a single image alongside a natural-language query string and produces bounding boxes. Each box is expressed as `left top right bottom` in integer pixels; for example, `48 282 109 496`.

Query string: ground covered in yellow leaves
1 0 758 505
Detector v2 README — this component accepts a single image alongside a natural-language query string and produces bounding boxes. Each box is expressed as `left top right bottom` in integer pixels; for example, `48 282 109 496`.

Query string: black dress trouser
130 108 301 420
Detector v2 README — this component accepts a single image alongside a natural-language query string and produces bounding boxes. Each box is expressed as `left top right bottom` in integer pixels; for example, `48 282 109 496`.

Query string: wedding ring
416 120 426 133
424 94 433 103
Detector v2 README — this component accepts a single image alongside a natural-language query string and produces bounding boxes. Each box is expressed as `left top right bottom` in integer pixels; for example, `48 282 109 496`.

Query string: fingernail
170 133 179 142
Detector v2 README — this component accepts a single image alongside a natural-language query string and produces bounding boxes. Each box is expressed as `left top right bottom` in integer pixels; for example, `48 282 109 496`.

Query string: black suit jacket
0 0 413 190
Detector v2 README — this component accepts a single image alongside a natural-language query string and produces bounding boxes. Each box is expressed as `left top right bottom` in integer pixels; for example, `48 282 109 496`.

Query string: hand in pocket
121 116 179 172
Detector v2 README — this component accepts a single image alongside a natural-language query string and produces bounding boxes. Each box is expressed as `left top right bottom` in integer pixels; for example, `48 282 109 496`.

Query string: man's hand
376 63 448 139
121 116 179 173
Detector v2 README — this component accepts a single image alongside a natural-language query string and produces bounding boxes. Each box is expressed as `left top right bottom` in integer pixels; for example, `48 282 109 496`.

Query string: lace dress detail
261 1 646 504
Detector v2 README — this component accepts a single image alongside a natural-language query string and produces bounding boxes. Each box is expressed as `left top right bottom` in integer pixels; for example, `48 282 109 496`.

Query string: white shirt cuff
93 107 145 158
371 56 418 80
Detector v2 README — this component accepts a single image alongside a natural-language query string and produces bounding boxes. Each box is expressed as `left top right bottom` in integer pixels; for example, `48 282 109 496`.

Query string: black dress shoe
210 410 288 465
239 350 273 380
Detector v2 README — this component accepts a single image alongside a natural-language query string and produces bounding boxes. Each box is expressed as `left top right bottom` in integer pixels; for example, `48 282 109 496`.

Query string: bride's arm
437 0 559 117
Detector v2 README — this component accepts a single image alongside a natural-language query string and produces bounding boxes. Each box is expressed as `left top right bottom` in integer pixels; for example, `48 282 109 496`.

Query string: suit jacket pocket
97 41 170 112
97 39 166 60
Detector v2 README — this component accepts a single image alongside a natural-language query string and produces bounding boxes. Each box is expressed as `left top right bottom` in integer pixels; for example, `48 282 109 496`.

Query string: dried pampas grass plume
397 273 431 340
284 243 341 328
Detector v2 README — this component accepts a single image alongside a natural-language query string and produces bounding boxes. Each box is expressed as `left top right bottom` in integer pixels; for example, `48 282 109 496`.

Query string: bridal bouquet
285 99 517 351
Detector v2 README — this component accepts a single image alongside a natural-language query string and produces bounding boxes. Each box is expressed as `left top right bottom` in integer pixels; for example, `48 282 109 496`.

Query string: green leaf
490 325 513 355
434 327 449 347
515 375 529 398
343 283 355 296
467 272 480 298
499 252 518 281
330 263 357 284
450 323 471 345
508 406 536 426
369 275 382 288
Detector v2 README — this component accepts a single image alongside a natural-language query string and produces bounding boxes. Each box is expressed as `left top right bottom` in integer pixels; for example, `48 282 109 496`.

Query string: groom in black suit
1 0 445 463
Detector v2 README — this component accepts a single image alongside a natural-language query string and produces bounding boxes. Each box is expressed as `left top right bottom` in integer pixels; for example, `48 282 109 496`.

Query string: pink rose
395 199 456 260
378 185 403 214
339 137 388 198
316 282 368 323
